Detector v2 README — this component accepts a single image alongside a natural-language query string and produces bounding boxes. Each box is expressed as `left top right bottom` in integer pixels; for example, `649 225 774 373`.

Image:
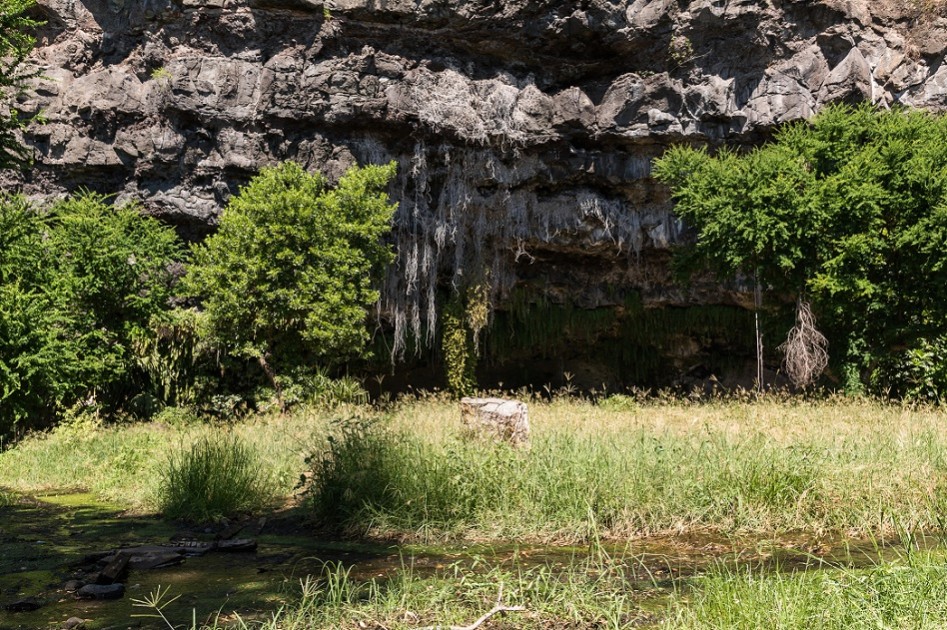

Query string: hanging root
779 299 829 388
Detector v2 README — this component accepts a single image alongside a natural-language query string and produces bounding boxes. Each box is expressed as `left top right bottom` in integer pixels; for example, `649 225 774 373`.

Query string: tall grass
197 551 656 630
304 396 947 542
175 546 947 629
664 550 947 629
159 434 274 522
304 416 822 540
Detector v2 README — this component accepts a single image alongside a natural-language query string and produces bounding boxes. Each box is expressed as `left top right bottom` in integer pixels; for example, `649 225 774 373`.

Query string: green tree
653 104 947 396
183 161 397 404
0 193 184 437
0 0 41 169
47 192 185 398
0 195 76 432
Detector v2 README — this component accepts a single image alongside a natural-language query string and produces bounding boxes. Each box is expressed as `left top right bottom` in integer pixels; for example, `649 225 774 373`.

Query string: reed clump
158 434 274 522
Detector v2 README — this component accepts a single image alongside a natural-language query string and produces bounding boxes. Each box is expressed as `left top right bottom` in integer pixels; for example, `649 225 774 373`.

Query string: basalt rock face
9 0 947 385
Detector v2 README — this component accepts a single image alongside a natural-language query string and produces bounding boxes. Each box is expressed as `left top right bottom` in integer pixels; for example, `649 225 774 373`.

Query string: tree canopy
0 193 183 435
183 161 397 392
653 104 947 397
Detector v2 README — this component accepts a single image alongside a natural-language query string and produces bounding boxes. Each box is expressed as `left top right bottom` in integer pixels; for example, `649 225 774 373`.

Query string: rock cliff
9 0 947 385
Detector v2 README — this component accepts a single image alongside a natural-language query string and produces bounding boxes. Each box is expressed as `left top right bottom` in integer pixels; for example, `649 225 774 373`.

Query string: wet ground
0 494 414 630
0 493 933 629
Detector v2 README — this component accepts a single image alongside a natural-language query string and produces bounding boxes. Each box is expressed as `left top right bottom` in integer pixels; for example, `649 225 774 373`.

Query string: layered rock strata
8 0 947 383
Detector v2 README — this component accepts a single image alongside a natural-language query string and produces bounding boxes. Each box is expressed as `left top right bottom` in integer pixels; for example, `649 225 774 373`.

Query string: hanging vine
442 292 477 397
368 140 674 364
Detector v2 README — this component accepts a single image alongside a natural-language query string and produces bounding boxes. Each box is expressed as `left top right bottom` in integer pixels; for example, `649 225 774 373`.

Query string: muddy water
0 494 420 630
0 494 932 630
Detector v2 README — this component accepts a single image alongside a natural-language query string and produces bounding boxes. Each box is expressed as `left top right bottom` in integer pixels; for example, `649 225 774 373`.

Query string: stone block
460 397 529 447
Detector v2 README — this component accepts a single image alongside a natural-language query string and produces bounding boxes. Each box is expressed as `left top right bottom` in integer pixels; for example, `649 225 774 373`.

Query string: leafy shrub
183 161 396 404
0 192 184 437
159 434 273 522
131 308 210 410
48 192 184 396
277 369 369 409
151 406 202 428
869 336 947 402
654 105 947 396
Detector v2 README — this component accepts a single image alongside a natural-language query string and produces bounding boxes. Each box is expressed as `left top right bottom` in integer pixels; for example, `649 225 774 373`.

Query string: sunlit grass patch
200 551 657 630
158 434 276 522
4 396 947 540
663 551 947 629
0 406 332 510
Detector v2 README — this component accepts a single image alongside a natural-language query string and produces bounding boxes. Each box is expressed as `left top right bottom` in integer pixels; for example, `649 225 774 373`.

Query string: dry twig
419 585 526 630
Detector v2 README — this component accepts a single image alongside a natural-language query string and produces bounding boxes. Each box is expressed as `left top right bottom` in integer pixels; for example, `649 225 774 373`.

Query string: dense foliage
183 161 397 394
0 160 397 437
654 104 947 397
0 193 183 436
0 0 41 169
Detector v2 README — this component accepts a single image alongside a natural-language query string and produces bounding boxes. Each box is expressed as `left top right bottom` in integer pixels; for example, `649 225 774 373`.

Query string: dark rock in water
62 580 84 592
171 540 215 556
96 554 130 584
4 597 43 612
127 551 186 570
216 520 246 541
215 538 257 552
113 542 209 558
76 583 125 600
62 617 87 629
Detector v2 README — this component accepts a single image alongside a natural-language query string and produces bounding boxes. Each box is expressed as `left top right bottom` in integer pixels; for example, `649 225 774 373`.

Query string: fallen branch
420 585 526 630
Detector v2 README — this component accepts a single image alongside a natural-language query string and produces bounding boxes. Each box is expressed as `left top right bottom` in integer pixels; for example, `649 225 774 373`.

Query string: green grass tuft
664 551 947 629
159 434 274 522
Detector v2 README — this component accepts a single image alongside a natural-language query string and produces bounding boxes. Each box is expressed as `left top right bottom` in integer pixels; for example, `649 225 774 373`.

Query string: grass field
3 396 947 542
320 396 947 542
5 395 947 627
148 546 947 630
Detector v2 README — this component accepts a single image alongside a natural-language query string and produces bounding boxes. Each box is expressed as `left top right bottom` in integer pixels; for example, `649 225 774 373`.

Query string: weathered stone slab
127 551 185 570
215 538 257 552
95 554 129 584
76 583 124 600
460 397 530 447
114 542 210 558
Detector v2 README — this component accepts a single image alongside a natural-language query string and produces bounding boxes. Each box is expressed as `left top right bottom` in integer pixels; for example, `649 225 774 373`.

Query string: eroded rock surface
7 0 947 377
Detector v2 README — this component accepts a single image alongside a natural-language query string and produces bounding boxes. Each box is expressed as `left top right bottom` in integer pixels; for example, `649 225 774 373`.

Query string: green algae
0 494 412 629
